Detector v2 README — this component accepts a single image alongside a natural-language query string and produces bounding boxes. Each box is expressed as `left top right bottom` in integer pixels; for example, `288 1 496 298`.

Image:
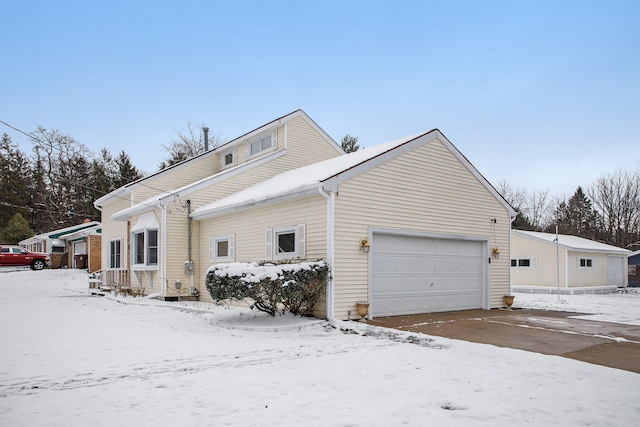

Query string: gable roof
94 110 343 208
19 221 101 245
512 229 631 254
191 129 516 220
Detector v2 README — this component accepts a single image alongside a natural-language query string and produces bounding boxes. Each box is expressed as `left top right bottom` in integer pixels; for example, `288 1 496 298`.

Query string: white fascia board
94 185 130 208
191 184 322 221
112 201 161 222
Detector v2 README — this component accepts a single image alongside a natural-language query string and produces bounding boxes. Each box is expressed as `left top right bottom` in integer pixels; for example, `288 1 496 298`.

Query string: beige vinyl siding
332 137 511 318
197 196 328 316
567 251 609 287
131 154 219 202
100 198 131 270
511 234 567 287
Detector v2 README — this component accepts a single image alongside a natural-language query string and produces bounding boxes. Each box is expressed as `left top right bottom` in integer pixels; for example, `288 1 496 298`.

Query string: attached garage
371 231 489 317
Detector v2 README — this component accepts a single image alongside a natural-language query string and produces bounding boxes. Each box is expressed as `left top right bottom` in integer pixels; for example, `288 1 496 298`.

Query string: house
19 220 102 270
94 110 344 296
191 129 516 319
628 250 640 287
511 229 630 294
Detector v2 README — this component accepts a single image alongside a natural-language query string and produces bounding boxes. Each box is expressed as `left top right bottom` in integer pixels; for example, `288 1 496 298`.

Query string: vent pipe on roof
203 126 210 151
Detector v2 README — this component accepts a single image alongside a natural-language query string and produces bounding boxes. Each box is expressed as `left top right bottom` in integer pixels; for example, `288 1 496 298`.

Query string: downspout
161 204 167 296
187 199 194 293
318 186 340 328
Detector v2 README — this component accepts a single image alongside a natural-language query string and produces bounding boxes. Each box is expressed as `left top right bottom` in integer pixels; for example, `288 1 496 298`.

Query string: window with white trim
578 257 594 269
109 239 122 269
132 229 158 267
246 130 276 159
266 224 306 260
510 257 537 269
219 148 236 169
210 234 235 262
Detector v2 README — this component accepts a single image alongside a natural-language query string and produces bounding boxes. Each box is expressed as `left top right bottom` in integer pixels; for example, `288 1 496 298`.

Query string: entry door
608 256 624 287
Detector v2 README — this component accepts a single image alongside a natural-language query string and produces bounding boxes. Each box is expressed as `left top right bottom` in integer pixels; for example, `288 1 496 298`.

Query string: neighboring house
94 110 344 296
628 250 640 287
191 129 516 320
19 220 102 270
511 229 630 294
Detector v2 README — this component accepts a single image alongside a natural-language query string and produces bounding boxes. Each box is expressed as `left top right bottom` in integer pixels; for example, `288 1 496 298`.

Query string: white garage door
372 233 485 317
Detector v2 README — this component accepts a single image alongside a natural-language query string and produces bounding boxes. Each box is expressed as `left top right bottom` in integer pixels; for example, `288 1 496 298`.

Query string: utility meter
184 261 195 275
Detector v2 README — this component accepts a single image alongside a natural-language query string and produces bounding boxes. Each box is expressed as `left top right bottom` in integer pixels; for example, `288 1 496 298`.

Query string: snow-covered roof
191 129 516 220
95 110 342 209
19 221 101 245
512 230 631 254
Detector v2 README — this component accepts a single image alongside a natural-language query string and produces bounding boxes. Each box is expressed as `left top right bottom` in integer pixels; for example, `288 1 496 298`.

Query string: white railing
88 269 130 294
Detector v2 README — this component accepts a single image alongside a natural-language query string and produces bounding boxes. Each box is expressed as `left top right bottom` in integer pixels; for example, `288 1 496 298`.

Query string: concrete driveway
369 309 640 373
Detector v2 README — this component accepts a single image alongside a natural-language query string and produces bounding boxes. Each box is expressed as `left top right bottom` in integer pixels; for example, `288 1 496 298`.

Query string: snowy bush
205 260 329 316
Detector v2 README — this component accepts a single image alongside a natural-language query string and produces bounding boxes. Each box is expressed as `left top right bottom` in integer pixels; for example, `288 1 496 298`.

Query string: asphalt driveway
369 309 640 373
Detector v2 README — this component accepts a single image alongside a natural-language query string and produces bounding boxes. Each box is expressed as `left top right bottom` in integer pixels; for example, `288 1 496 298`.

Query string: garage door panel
372 234 485 317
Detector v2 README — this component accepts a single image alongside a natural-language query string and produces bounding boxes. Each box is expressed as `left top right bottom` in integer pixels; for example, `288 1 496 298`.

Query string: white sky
2 1 639 200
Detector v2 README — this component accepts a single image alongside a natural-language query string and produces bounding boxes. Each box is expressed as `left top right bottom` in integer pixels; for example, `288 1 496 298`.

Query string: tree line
497 167 640 250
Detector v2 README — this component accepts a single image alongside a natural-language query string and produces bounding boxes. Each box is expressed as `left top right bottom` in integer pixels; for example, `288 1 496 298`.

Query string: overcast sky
2 0 638 200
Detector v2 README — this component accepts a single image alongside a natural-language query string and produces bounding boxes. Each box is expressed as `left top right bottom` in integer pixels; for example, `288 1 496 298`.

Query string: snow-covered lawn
1 270 639 426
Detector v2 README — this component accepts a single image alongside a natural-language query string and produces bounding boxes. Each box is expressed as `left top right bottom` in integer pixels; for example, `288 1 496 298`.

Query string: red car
0 246 50 270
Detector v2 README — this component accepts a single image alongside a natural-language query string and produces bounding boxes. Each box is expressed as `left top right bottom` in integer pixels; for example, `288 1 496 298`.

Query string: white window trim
578 257 594 269
131 229 159 270
219 148 237 170
109 238 122 269
210 234 235 262
268 224 306 260
245 130 277 160
510 257 537 269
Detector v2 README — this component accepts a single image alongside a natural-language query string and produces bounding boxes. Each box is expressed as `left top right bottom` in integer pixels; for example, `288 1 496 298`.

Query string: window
51 246 65 253
132 229 158 267
110 239 122 269
210 234 235 262
246 130 276 159
511 257 536 269
266 224 306 260
130 212 159 269
578 257 594 269
219 148 236 169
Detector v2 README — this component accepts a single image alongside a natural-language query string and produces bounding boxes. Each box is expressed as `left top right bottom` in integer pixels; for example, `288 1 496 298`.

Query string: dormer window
246 130 277 159
220 148 236 169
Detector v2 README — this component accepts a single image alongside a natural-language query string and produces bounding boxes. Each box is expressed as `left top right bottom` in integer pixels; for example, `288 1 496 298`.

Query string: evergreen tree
0 212 33 244
114 150 143 188
341 134 360 153
0 133 29 228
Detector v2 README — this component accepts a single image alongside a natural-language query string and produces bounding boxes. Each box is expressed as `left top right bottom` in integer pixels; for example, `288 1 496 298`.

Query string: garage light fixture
360 239 370 253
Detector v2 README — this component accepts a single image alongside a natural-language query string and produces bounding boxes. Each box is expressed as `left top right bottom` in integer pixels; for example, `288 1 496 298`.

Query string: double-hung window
109 239 122 269
130 213 159 269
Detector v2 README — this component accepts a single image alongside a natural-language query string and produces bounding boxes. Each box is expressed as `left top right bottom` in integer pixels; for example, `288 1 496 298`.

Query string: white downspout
161 204 167 296
318 186 340 327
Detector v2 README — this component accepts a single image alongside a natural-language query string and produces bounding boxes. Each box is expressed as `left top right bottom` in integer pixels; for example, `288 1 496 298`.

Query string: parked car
0 246 50 270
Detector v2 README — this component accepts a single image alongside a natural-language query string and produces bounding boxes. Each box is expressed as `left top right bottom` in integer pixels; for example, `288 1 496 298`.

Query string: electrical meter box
184 261 195 275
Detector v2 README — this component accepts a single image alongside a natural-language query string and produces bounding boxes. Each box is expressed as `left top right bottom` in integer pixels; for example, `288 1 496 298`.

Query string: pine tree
0 212 34 244
341 134 360 153
0 133 30 229
114 150 143 188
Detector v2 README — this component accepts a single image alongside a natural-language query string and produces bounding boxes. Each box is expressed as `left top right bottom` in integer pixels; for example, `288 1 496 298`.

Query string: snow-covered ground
1 270 639 426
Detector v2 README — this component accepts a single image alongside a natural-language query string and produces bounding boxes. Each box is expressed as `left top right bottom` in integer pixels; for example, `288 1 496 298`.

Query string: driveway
369 309 640 373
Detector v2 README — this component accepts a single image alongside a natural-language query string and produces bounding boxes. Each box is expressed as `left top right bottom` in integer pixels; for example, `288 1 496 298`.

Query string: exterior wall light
361 239 370 253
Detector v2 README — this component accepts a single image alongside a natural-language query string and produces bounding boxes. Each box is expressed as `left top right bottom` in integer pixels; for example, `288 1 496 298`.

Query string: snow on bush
205 260 329 316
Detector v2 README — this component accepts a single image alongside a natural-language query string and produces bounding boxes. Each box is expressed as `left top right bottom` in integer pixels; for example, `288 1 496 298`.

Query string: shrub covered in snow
205 260 329 316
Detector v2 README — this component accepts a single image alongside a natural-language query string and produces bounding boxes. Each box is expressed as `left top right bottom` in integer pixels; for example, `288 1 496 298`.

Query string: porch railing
88 268 130 294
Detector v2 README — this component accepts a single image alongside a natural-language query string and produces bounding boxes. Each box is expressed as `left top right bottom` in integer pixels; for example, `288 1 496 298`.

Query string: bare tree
526 189 552 231
589 168 640 248
160 122 225 169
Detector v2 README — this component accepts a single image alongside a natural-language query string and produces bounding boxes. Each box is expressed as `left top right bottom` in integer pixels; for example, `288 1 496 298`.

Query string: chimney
203 126 210 151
